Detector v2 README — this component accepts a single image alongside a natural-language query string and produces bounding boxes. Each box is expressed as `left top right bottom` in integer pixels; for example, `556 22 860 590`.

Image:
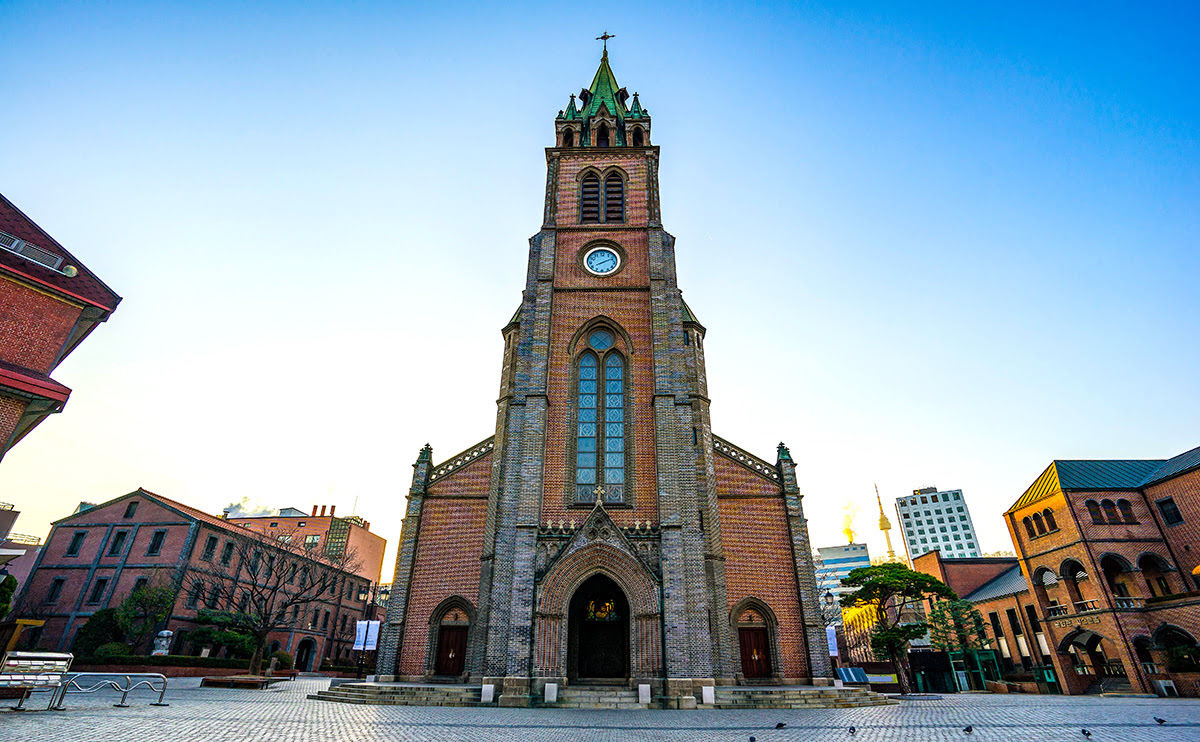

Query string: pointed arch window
604 173 625 223
596 122 610 148
631 128 644 147
562 129 574 147
574 334 627 504
581 173 600 223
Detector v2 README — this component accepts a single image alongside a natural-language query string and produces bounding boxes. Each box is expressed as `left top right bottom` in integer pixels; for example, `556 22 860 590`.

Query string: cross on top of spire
596 31 615 53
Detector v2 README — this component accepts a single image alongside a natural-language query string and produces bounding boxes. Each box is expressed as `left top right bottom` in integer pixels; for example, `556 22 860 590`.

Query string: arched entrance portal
295 638 316 672
568 574 630 681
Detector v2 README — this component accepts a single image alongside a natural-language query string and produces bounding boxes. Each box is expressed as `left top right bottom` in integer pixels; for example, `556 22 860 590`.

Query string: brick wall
1143 469 1200 585
718 493 808 678
0 394 26 450
0 275 81 372
398 497 487 675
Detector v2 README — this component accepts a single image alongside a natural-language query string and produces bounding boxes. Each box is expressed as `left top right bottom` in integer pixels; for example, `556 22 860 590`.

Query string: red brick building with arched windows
1005 445 1200 697
373 52 832 708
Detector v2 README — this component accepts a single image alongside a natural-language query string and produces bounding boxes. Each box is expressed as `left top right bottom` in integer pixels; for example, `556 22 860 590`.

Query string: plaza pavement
2 676 1199 741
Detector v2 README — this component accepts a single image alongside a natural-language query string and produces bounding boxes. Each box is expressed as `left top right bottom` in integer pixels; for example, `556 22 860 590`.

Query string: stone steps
308 682 896 709
711 687 896 709
308 683 488 707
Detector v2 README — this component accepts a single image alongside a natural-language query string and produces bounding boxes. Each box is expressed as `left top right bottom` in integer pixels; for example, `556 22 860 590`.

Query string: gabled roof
1008 453 1185 513
961 564 1029 603
0 192 121 312
1055 459 1164 490
681 298 704 328
1139 445 1200 487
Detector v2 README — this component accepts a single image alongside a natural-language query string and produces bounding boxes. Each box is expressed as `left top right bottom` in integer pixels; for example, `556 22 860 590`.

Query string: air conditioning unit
1151 679 1178 698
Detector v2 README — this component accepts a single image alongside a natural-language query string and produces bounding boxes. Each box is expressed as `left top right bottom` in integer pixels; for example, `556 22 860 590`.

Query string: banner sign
354 620 381 650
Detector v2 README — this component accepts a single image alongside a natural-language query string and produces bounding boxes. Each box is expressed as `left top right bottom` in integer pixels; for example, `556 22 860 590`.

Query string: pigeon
1154 717 1167 725
849 726 856 735
1082 731 1091 739
776 722 788 729
963 725 973 735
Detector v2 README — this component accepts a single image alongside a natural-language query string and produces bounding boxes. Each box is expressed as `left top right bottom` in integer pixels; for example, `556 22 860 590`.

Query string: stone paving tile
2 678 1199 742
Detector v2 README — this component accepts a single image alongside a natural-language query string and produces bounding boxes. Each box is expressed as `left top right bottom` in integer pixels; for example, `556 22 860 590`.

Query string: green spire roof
627 92 647 119
560 93 580 121
581 50 629 120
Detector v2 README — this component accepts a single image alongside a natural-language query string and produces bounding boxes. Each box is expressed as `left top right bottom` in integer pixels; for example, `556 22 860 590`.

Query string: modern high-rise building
895 486 981 561
815 542 872 609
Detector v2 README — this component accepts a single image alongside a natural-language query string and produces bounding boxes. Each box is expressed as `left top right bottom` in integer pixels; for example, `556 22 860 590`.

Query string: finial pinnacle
596 30 615 53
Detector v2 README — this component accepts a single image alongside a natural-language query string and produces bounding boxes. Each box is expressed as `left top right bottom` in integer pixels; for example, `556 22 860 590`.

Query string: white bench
0 651 73 710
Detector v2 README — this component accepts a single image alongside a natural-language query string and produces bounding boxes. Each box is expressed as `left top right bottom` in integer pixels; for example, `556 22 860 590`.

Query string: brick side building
0 193 120 461
227 505 386 584
1005 445 1200 697
375 52 831 707
913 551 1059 688
14 489 375 671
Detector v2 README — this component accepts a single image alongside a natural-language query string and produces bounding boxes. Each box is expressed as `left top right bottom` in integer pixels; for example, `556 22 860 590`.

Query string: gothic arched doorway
568 573 630 681
295 638 315 672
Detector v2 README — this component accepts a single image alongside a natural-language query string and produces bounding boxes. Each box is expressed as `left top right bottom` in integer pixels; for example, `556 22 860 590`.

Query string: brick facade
376 53 829 705
14 489 372 670
1005 451 1200 697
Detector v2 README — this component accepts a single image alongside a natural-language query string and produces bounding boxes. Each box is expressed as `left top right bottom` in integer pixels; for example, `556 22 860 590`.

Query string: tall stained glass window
575 331 626 504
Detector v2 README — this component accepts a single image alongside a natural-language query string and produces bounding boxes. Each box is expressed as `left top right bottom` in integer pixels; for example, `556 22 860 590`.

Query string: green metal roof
582 49 629 121
1008 457 1167 514
627 92 648 119
681 298 703 327
1140 444 1200 487
962 564 1029 603
1056 459 1165 490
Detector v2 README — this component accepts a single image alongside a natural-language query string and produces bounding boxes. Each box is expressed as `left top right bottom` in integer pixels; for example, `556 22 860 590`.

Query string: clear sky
2 1 1197 580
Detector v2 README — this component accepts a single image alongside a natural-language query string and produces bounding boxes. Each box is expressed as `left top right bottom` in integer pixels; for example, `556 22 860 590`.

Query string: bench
0 651 73 710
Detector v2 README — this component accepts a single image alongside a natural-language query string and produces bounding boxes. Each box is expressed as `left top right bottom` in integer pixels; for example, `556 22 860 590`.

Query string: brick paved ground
3 677 1199 741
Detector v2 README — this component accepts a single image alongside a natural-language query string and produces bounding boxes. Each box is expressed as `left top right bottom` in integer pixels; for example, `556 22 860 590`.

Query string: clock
584 246 621 276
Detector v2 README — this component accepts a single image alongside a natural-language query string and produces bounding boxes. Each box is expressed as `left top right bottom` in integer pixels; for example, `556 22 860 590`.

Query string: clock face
584 247 621 275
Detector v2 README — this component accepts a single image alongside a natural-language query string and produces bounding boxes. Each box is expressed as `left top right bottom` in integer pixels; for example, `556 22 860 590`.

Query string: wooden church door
435 626 467 676
739 627 772 678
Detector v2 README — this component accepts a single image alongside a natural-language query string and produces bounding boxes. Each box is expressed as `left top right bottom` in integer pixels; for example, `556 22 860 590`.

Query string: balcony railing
1073 664 1094 676
1141 662 1160 675
1073 600 1099 613
1113 596 1144 610
1101 660 1127 678
1046 605 1070 618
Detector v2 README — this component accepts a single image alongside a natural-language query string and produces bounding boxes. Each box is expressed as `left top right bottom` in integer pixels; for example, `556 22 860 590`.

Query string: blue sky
2 1 1197 577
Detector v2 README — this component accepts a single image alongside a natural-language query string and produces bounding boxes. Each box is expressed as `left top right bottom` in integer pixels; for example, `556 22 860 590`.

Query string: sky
1 1 1197 581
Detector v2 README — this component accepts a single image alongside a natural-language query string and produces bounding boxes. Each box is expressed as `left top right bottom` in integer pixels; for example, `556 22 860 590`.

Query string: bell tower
377 45 831 706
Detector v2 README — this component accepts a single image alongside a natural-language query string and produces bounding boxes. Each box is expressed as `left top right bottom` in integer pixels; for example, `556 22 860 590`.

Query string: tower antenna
876 483 897 562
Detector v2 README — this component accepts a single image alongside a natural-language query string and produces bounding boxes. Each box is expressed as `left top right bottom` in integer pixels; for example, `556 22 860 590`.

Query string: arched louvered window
1101 499 1120 524
596 122 610 148
1043 509 1057 531
574 332 626 504
1023 517 1036 539
581 173 600 223
604 173 625 223
1117 499 1136 523
562 129 574 147
1032 512 1047 535
632 128 643 147
1086 500 1103 524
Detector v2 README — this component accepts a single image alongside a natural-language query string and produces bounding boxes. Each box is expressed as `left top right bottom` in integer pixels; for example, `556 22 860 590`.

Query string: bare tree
184 528 362 675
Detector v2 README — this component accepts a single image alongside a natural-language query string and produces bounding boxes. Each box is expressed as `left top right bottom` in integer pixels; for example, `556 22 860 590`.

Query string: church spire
554 41 650 148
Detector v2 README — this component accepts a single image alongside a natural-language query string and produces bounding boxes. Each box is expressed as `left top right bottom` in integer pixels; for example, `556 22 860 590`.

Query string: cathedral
376 49 831 708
